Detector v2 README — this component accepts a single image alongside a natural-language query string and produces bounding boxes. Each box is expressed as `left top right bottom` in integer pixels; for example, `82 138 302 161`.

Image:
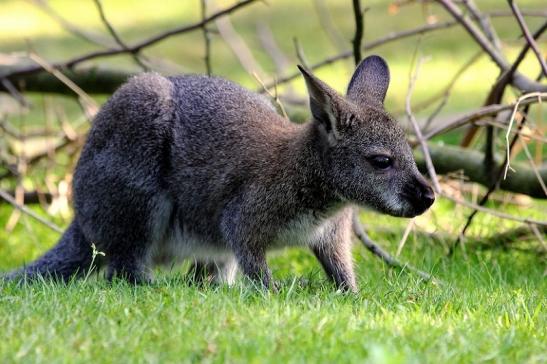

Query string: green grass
1 201 546 363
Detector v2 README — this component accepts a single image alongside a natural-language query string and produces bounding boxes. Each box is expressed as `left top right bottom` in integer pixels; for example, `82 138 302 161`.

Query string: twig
215 12 265 80
475 119 547 144
424 96 547 140
0 190 53 205
253 73 288 119
27 53 98 118
351 0 364 65
441 193 547 227
529 224 547 252
417 51 483 123
503 92 545 179
92 0 148 71
395 219 414 257
518 137 547 197
406 54 442 193
201 0 212 75
257 23 291 74
508 1 547 77
293 38 310 69
451 92 542 253
0 78 29 107
0 189 62 233
312 0 347 52
352 215 443 285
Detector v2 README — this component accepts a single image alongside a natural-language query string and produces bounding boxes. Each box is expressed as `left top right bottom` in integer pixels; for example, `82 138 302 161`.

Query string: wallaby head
298 55 434 218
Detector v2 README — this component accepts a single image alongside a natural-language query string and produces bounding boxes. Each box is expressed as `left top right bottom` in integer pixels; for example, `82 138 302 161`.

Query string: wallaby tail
5 220 94 282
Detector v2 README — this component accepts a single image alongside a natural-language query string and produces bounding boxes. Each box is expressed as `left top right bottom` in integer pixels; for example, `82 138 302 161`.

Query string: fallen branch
414 144 547 199
1 67 134 95
352 214 443 285
0 189 62 233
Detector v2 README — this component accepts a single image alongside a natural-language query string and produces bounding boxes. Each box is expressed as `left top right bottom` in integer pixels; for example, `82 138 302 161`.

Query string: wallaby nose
422 185 435 208
402 176 435 214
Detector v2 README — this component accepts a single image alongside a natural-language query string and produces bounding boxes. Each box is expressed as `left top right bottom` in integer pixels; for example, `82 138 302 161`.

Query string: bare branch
459 20 547 148
215 12 265 80
261 20 458 92
504 93 546 178
312 0 347 52
27 53 98 118
257 23 291 74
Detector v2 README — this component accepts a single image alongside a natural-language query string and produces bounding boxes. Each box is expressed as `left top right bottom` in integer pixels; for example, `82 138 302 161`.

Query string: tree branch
1 0 260 80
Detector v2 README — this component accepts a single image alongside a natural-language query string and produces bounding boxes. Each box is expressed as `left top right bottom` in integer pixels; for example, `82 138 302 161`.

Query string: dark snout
401 175 435 216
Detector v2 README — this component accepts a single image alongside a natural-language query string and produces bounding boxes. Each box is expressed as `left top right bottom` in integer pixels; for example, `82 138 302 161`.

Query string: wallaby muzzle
401 174 435 217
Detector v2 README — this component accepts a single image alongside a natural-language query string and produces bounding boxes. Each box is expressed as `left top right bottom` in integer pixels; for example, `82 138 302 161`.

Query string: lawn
1 0 546 363
1 201 546 363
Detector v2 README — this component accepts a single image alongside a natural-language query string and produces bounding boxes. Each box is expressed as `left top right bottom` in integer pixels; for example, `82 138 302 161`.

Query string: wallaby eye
368 155 393 170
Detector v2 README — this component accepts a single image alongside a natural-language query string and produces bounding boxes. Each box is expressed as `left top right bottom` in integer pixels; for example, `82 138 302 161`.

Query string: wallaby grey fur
6 55 434 291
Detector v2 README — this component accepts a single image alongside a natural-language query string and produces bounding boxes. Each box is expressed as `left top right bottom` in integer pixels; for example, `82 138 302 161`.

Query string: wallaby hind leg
106 253 151 284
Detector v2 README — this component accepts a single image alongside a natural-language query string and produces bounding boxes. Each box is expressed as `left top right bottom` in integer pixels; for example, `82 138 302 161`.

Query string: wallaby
6 55 434 291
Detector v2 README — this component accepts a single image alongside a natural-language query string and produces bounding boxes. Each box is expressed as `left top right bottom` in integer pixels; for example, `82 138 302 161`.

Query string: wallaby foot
233 247 272 289
187 258 238 285
106 256 151 284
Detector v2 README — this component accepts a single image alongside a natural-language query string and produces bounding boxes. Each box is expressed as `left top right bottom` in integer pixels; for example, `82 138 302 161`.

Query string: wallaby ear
346 55 390 107
298 65 340 139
